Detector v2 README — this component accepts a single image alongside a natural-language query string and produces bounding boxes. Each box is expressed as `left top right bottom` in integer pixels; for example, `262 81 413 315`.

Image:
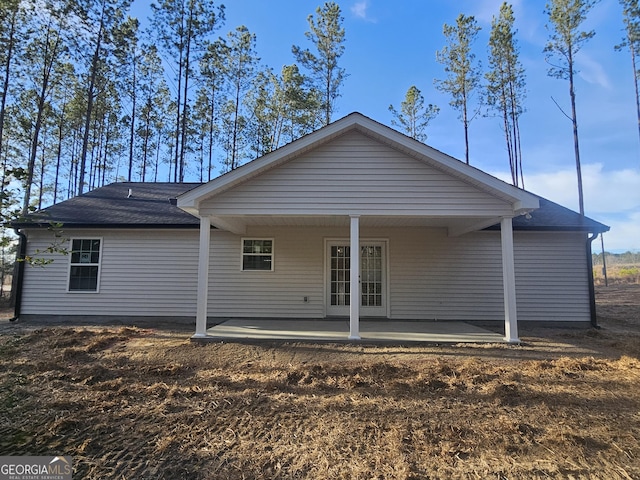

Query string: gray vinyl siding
208 227 590 322
208 227 327 318
514 231 590 322
21 229 199 317
21 226 590 323
389 228 505 321
200 131 513 217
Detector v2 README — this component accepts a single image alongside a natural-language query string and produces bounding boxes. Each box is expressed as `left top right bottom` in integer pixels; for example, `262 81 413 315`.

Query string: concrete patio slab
202 319 505 343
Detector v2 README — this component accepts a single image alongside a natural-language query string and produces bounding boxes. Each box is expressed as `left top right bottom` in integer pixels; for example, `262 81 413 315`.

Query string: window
68 239 101 291
242 239 273 271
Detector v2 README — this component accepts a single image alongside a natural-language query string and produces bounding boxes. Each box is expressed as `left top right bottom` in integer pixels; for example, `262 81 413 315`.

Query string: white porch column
193 216 211 338
500 217 519 343
349 215 361 340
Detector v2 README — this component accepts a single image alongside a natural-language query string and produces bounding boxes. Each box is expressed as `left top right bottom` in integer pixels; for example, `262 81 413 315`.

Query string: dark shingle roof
486 194 609 233
15 181 609 234
14 182 202 228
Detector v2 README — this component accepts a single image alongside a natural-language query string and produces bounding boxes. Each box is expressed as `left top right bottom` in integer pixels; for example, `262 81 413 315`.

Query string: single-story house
13 113 609 342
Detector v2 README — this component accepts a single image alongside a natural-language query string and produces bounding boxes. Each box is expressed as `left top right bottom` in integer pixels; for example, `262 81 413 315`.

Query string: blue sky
141 0 640 252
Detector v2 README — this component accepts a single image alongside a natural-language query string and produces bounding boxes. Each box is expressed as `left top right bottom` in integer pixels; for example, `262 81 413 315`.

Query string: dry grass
0 285 639 479
594 263 640 285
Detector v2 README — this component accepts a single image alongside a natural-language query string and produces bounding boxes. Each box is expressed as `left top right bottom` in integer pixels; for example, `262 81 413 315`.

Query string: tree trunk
231 73 241 170
568 52 585 216
53 99 67 204
22 28 59 215
631 40 640 158
207 89 215 181
462 86 470 165
78 18 103 196
179 30 192 182
0 7 18 164
127 59 137 181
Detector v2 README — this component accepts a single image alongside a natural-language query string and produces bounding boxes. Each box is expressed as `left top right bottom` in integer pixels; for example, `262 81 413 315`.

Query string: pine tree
75 0 132 195
280 64 322 141
0 0 24 170
292 2 346 126
224 25 258 171
20 0 70 215
544 0 598 215
486 2 527 188
137 44 171 182
150 0 225 182
388 86 439 142
195 38 228 180
435 14 482 165
112 16 141 182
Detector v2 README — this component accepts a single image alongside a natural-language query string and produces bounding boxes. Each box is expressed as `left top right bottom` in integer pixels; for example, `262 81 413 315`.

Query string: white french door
326 240 387 317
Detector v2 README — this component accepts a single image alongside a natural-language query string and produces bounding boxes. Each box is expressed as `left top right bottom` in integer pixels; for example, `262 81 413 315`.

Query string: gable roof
178 112 540 216
14 182 201 229
14 113 609 235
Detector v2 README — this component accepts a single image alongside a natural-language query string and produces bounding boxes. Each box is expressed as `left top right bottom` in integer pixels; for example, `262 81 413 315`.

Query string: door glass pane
330 246 350 306
361 245 382 307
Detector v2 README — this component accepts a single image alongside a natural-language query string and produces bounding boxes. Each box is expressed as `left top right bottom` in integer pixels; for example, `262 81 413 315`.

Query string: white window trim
240 238 274 272
67 237 103 293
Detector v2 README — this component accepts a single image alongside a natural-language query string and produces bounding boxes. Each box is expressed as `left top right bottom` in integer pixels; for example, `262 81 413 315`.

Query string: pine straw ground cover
0 285 639 479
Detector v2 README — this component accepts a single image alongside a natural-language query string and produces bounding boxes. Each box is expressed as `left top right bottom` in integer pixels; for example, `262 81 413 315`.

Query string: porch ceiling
208 214 504 235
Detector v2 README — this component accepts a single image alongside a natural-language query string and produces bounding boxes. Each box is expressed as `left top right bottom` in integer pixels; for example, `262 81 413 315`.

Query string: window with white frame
68 238 101 291
242 239 273 271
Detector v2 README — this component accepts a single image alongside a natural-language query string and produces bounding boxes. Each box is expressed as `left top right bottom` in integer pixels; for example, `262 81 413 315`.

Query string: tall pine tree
486 2 526 188
435 14 482 165
292 2 346 126
544 0 598 215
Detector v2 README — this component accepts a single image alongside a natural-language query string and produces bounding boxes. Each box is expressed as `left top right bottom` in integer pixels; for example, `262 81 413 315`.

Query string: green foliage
544 0 598 79
486 2 526 188
544 0 598 216
617 0 640 52
388 86 439 142
435 13 482 164
593 251 640 265
224 25 259 172
292 1 346 126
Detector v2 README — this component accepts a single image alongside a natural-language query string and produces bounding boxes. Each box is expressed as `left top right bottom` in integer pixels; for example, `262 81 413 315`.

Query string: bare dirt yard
1 285 639 479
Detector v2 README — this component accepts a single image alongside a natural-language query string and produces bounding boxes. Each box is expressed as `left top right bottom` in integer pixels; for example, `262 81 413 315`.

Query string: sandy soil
0 285 638 479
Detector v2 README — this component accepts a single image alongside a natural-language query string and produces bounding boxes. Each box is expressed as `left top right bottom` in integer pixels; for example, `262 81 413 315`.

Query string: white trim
240 238 275 272
349 216 360 340
194 217 211 338
501 217 519 343
66 237 103 293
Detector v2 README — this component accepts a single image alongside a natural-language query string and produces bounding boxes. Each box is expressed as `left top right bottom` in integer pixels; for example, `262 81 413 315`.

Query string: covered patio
177 114 542 345
201 319 505 344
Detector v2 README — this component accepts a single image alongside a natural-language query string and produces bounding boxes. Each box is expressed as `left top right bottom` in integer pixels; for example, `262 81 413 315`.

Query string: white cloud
578 53 612 89
490 163 640 252
351 1 375 22
600 212 640 252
